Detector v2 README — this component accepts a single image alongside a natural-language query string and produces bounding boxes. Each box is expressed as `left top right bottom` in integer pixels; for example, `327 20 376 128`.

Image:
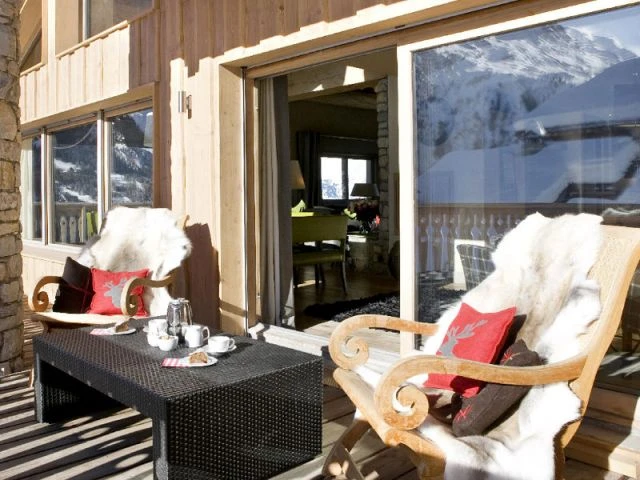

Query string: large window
412 5 640 393
321 155 374 203
51 123 98 244
109 109 153 206
21 106 153 246
86 0 153 38
19 0 43 71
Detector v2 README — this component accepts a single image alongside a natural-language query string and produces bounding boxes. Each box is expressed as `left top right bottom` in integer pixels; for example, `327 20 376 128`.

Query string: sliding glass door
401 2 640 394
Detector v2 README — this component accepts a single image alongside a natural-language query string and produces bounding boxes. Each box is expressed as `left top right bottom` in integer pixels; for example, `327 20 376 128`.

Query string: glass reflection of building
413 5 640 394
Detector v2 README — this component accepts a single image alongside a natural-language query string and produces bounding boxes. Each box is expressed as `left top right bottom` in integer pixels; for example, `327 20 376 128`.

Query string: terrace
0 301 632 480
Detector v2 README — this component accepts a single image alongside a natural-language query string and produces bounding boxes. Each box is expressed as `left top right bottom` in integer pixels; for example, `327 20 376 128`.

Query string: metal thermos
166 298 193 337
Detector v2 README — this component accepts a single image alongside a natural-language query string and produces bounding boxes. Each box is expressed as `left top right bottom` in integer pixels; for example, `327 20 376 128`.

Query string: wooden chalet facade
17 0 640 476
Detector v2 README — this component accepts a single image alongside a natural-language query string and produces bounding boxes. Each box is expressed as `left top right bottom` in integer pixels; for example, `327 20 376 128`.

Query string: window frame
21 100 154 251
19 131 45 243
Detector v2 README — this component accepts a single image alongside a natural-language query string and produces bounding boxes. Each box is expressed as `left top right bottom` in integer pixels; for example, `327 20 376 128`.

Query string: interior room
284 50 401 332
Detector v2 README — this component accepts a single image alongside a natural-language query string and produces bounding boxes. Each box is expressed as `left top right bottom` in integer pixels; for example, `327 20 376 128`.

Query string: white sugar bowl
157 335 178 351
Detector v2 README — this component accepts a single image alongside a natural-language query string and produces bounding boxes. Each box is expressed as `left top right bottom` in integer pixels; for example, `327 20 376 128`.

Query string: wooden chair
29 207 191 331
323 221 640 479
292 215 349 293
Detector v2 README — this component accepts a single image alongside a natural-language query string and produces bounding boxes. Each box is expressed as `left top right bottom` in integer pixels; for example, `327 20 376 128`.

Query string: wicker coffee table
33 320 323 480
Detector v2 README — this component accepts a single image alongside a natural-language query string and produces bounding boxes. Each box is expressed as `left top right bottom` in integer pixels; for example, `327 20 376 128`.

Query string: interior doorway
287 50 400 332
257 49 401 332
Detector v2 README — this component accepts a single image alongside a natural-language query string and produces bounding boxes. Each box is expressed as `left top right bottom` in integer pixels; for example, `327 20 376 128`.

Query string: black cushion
52 257 94 313
452 339 542 437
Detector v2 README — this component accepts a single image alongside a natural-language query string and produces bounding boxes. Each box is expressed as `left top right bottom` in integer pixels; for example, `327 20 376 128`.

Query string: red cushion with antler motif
423 303 516 397
87 268 149 316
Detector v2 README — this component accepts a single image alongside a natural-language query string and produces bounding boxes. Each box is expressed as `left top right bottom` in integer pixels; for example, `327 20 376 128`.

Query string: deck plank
1 410 147 456
1 418 152 479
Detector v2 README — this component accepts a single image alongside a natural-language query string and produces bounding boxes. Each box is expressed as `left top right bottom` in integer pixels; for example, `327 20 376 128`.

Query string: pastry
114 319 130 333
189 351 209 364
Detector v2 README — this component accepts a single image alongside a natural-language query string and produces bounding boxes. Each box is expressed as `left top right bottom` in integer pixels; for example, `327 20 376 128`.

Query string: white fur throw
356 212 603 479
77 207 192 316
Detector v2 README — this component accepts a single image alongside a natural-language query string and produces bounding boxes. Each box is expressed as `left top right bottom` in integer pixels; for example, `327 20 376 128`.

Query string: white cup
208 335 235 353
147 332 159 347
183 324 210 348
148 318 168 336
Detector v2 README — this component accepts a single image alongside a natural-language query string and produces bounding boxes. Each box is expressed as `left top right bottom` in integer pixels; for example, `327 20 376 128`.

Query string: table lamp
350 183 379 198
291 160 305 190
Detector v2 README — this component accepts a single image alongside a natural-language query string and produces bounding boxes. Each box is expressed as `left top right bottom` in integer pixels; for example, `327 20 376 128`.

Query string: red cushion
87 268 149 316
423 303 516 397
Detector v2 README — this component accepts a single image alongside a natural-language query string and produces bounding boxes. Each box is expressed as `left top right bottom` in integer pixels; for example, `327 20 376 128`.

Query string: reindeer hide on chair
356 212 603 480
77 207 192 316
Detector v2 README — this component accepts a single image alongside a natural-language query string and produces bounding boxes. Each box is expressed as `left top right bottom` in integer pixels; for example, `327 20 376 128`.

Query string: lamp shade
291 160 305 190
350 182 379 197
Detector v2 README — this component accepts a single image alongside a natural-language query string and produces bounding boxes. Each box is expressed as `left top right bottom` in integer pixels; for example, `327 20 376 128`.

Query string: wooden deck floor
3 310 631 480
1 368 419 480
2 369 629 480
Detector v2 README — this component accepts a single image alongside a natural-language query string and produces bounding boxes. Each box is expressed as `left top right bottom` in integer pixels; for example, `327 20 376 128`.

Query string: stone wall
373 78 390 269
0 0 23 375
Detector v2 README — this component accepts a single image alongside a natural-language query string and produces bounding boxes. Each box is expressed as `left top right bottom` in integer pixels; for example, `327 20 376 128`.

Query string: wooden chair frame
323 224 640 479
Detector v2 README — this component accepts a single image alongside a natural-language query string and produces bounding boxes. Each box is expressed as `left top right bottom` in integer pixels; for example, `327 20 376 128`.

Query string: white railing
416 204 605 278
54 204 98 245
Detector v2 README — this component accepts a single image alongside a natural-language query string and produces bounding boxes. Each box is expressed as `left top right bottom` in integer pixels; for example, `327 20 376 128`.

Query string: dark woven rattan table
33 320 323 480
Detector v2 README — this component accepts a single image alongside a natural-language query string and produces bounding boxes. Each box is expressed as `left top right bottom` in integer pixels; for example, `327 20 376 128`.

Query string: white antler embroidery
104 278 129 308
438 319 488 357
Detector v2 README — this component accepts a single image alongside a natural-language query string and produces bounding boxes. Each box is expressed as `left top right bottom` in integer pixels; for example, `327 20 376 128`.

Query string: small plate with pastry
161 351 217 368
108 319 136 335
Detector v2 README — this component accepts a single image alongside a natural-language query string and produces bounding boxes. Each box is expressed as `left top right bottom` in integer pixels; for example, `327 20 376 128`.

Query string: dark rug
303 284 465 323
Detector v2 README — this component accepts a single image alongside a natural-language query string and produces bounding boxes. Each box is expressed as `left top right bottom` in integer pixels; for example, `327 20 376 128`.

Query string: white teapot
183 324 210 348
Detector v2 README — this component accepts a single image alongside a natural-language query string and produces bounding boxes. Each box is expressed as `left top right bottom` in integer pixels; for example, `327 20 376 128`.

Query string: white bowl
157 335 178 351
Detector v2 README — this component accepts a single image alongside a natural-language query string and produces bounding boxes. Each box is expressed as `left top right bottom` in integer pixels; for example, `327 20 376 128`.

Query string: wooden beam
288 62 384 100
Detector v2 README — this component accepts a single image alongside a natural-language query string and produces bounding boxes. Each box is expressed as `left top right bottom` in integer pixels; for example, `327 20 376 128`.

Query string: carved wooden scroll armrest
120 274 174 316
374 354 587 431
328 314 441 370
29 276 63 312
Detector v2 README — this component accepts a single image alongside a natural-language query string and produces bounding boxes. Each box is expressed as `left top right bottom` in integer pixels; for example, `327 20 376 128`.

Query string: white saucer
176 356 218 367
206 344 237 355
109 327 136 335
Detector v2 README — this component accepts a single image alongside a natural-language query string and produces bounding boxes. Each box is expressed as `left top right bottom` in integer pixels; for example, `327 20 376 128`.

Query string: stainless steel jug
166 298 193 336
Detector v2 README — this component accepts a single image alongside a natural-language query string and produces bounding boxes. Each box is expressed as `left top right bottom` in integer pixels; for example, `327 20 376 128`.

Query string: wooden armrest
329 314 441 370
120 274 174 316
374 353 587 431
29 276 63 312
